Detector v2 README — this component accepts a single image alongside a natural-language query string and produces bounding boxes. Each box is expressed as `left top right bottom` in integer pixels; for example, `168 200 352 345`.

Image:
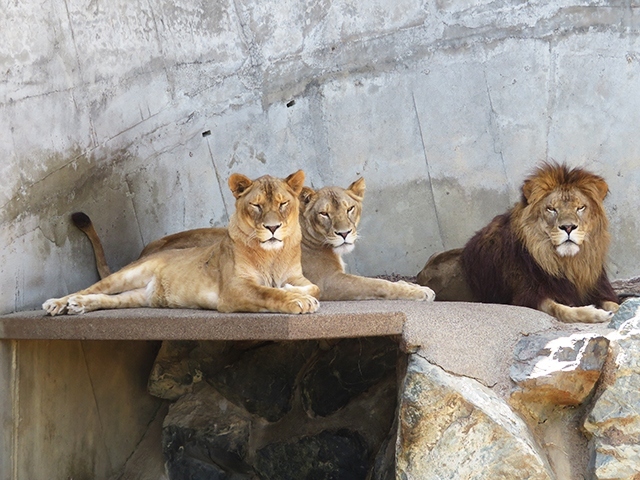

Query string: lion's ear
590 178 609 201
285 170 306 196
521 179 537 204
300 186 316 205
348 177 366 199
228 173 253 198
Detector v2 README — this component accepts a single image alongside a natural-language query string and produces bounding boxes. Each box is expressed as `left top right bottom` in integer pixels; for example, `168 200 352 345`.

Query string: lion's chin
556 242 580 257
333 243 355 255
260 238 284 251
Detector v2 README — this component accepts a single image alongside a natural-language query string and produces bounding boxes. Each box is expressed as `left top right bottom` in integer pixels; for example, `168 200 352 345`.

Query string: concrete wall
2 0 640 314
0 340 164 480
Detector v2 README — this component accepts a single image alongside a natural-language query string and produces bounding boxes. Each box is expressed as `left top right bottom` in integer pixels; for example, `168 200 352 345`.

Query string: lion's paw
285 294 320 314
602 301 620 314
66 296 88 315
588 305 615 323
396 281 436 302
576 305 614 323
42 298 68 316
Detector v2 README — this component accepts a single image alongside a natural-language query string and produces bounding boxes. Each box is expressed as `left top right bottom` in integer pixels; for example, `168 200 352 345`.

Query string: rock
583 324 640 480
510 333 609 406
608 297 640 330
396 355 553 480
148 341 245 401
162 383 254 479
157 339 400 479
509 333 610 479
254 429 370 480
207 340 317 422
301 337 398 417
147 341 202 400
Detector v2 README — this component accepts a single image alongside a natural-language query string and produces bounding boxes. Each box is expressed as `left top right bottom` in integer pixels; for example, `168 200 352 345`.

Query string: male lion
43 171 320 315
73 178 434 302
417 162 619 323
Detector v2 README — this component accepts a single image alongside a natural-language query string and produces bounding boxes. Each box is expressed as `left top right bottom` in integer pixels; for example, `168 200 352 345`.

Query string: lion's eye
250 203 262 212
577 205 586 214
546 207 557 215
279 201 289 210
319 212 330 219
347 206 355 214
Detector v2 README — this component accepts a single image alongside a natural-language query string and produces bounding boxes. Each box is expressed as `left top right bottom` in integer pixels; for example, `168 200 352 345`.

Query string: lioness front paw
66 296 88 315
285 294 320 314
43 298 68 316
396 281 436 302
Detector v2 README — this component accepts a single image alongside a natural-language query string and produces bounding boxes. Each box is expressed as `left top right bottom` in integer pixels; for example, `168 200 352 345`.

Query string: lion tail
71 212 112 279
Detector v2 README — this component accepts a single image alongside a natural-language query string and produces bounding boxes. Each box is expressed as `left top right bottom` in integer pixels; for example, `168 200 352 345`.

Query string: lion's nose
560 224 578 234
336 229 352 240
265 223 281 234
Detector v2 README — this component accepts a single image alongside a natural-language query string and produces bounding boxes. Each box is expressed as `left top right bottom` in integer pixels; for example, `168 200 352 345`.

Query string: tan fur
298 179 434 301
416 248 476 302
73 178 435 302
43 171 320 316
417 163 618 323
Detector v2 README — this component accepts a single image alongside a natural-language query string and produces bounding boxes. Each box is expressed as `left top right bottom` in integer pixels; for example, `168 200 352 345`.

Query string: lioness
43 171 320 315
417 162 619 323
74 178 435 302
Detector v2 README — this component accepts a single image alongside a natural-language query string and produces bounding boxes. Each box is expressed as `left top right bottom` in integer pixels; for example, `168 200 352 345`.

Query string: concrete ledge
1 301 612 392
0 301 407 341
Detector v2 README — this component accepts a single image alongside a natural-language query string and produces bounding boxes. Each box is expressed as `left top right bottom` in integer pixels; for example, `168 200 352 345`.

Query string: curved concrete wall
2 0 639 313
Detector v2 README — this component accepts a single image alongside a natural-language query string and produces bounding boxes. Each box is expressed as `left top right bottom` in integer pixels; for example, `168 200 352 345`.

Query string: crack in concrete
415 352 498 389
412 92 445 250
61 0 83 79
125 175 145 249
11 341 19 480
545 39 558 162
205 137 230 221
36 226 56 246
113 402 167 477
483 70 510 193
80 341 114 472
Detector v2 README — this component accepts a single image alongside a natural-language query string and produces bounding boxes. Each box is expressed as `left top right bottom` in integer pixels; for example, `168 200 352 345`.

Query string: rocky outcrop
584 315 640 480
152 337 401 479
144 300 640 479
508 332 610 479
510 333 609 407
396 355 554 479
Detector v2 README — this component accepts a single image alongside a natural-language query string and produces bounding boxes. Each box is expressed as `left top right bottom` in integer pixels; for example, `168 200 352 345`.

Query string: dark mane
461 211 617 310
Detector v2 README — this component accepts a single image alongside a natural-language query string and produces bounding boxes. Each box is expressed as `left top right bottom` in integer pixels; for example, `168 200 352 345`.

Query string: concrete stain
2 147 136 246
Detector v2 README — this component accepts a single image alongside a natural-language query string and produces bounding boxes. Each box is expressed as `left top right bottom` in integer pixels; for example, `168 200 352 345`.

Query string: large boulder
584 316 640 480
396 354 554 480
510 333 609 407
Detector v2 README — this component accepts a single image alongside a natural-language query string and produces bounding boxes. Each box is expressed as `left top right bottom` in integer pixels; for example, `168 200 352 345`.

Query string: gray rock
608 297 640 330
396 355 553 480
301 337 398 417
510 333 609 406
162 384 254 479
584 327 640 479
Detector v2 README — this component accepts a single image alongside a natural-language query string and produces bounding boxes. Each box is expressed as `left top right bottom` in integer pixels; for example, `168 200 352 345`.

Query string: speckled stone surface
0 301 613 393
0 302 406 341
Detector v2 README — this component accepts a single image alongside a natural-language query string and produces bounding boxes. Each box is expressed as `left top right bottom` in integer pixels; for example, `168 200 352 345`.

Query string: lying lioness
74 178 435 302
43 171 320 315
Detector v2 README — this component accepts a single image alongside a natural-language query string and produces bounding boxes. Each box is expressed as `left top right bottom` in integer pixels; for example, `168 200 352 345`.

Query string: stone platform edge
0 301 412 342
